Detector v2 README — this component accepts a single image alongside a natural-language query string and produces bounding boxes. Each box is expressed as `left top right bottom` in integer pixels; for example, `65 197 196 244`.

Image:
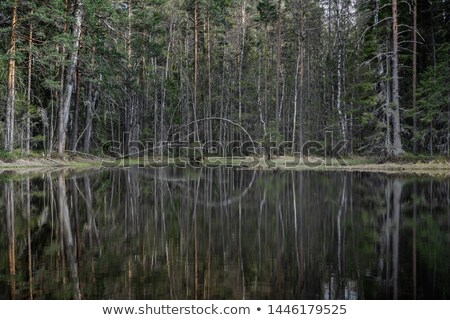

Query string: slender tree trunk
275 0 283 125
124 0 133 156
375 0 389 153
206 17 212 142
220 37 226 144
49 92 55 155
280 62 286 138
153 57 158 152
57 6 67 155
5 0 18 152
257 47 266 135
193 0 200 142
336 48 346 142
298 19 305 154
58 0 84 156
412 0 417 153
26 19 33 155
184 23 191 142
293 6 305 154
238 1 246 128
161 22 173 148
335 3 347 144
391 0 404 156
263 25 269 128
430 4 437 157
386 50 392 151
84 73 98 153
71 64 81 151
127 0 132 68
293 44 300 147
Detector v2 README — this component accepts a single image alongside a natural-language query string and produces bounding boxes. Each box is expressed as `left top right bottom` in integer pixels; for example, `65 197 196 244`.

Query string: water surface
0 167 449 299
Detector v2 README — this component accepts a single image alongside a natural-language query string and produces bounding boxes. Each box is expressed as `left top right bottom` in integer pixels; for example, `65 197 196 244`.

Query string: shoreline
0 155 449 176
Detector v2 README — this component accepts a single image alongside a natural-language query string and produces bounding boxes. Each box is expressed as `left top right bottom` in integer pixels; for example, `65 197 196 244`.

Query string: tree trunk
275 0 283 125
152 57 158 153
26 19 33 155
263 25 269 128
257 47 266 135
58 0 84 156
336 48 346 142
293 5 305 154
412 0 417 153
292 43 300 148
386 49 392 151
336 2 347 144
161 22 173 148
124 0 133 156
184 23 191 142
71 65 81 151
127 0 132 68
193 0 200 142
430 4 437 157
238 1 246 129
5 0 18 152
57 8 67 156
391 0 404 156
220 37 226 144
375 0 389 153
84 77 98 153
207 17 212 142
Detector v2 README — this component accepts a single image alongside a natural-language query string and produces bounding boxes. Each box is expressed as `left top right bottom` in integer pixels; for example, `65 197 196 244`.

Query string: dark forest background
1 0 449 158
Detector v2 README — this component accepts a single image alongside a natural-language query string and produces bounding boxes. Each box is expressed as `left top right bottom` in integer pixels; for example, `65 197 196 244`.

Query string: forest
2 0 450 302
0 0 450 160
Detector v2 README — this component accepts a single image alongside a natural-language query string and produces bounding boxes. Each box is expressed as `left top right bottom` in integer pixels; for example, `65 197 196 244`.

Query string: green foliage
414 43 450 153
0 149 23 162
256 0 278 24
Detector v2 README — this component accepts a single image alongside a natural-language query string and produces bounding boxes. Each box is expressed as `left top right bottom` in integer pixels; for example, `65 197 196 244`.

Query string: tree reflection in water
0 168 449 299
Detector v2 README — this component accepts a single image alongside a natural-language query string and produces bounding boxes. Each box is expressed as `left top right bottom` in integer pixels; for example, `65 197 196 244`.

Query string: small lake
0 167 449 299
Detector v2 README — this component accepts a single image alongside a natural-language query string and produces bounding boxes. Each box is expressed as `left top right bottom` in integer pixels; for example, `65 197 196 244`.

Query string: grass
0 150 102 169
0 150 449 176
0 149 36 162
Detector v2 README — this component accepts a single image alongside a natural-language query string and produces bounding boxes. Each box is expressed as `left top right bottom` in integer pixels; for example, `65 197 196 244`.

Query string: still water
0 167 449 299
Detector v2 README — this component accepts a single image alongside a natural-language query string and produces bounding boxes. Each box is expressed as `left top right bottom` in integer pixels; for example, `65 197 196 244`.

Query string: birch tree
57 0 84 156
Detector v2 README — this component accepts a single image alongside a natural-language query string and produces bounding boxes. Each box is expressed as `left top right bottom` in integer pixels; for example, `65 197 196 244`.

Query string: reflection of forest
0 168 449 299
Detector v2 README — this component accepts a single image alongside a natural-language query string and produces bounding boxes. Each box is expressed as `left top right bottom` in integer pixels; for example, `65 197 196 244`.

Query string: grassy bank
202 155 450 175
0 151 105 169
1 152 449 175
